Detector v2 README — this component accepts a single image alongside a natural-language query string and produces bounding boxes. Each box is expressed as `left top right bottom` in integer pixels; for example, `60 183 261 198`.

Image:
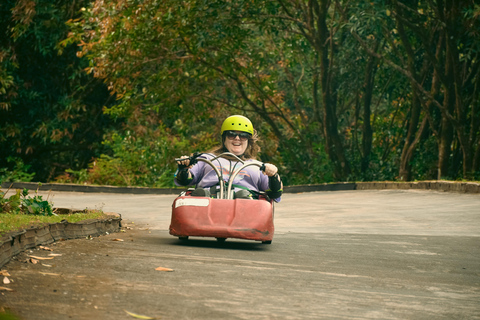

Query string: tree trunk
438 24 455 179
473 139 480 173
438 84 455 179
398 91 422 181
361 45 378 173
395 3 422 181
443 0 473 179
316 0 351 180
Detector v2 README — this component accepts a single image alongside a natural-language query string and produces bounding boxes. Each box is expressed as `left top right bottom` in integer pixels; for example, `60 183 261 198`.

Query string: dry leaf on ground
39 246 53 251
0 270 10 277
112 238 124 242
124 309 158 319
29 258 39 264
28 255 54 260
48 253 62 257
39 272 60 276
3 277 10 284
0 286 13 292
155 267 174 272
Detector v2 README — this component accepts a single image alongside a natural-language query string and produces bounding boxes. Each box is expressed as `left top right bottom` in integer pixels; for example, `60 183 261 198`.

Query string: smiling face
223 131 249 156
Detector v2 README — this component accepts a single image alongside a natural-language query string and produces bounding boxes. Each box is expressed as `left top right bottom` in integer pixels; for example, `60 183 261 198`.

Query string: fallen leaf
112 239 124 242
42 264 52 267
3 277 10 284
0 286 13 292
0 270 10 277
39 272 60 276
48 253 62 257
39 246 53 251
29 258 39 264
124 309 157 319
28 255 54 260
155 267 174 272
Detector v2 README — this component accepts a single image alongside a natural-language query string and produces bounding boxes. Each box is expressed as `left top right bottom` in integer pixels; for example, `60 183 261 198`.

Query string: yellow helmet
221 115 254 135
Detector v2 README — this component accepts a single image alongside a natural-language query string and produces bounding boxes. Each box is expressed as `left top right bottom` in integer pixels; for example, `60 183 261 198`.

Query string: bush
0 157 35 184
55 123 218 188
0 187 53 216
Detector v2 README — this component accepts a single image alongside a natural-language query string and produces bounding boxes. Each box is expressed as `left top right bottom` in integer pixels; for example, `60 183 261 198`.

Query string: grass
1 186 115 237
0 210 111 237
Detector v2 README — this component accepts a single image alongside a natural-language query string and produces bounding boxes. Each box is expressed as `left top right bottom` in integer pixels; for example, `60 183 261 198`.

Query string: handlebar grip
175 152 203 165
189 152 202 165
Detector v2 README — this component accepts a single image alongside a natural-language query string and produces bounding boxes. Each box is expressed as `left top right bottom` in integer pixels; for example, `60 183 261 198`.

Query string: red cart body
170 152 275 243
169 196 274 242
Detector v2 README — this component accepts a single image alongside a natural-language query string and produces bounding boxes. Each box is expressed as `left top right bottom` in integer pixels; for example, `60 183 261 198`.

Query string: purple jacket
175 153 281 201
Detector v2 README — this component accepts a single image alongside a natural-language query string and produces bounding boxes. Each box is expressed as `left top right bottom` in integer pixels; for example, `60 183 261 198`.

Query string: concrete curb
354 181 480 193
1 182 180 195
284 183 356 193
0 212 122 269
2 181 480 194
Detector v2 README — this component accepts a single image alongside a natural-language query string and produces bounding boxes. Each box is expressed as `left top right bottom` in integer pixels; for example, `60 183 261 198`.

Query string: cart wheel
179 236 189 241
262 240 272 244
216 238 226 243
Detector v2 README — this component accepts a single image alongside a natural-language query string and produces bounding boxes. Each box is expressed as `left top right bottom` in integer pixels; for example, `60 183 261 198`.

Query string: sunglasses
225 131 251 141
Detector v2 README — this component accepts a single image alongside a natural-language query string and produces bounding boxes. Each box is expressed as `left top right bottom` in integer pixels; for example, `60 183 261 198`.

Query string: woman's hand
176 155 191 168
262 163 278 177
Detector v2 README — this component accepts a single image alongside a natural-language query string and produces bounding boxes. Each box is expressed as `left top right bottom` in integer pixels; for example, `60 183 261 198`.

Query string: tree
346 0 480 180
65 0 480 185
0 0 114 181
73 0 390 182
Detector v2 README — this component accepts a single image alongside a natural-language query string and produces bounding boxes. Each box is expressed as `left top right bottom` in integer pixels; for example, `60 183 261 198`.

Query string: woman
175 115 283 201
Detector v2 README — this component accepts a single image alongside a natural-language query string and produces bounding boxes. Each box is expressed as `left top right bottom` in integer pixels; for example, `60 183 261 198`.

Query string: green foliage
0 309 21 320
55 168 90 184
20 189 53 216
410 136 440 180
279 139 335 186
2 0 479 186
0 187 53 216
0 157 35 183
0 0 115 181
68 0 342 182
0 190 21 214
55 122 218 187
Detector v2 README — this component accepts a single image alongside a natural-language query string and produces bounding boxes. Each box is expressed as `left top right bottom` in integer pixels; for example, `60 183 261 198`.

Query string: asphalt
1 189 480 320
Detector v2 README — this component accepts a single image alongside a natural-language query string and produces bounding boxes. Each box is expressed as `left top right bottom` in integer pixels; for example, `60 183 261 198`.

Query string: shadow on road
167 237 272 251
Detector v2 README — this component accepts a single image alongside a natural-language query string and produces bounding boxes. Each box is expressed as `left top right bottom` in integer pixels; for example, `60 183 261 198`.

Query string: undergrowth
0 185 110 236
0 185 53 216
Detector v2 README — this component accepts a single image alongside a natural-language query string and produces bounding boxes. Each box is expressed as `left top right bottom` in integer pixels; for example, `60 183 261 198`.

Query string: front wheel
216 238 226 243
179 236 189 241
262 240 272 244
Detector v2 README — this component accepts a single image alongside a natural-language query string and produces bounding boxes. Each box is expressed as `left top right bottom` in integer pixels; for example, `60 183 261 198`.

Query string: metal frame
192 152 263 200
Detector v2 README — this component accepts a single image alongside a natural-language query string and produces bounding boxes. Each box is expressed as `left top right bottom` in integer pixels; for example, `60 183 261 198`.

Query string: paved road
1 189 480 319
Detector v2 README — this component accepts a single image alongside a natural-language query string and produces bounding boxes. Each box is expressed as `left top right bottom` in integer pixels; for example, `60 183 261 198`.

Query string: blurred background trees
0 0 115 182
1 0 479 186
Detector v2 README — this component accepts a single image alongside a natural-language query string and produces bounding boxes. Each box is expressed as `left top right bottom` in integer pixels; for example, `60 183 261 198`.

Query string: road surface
1 189 479 319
